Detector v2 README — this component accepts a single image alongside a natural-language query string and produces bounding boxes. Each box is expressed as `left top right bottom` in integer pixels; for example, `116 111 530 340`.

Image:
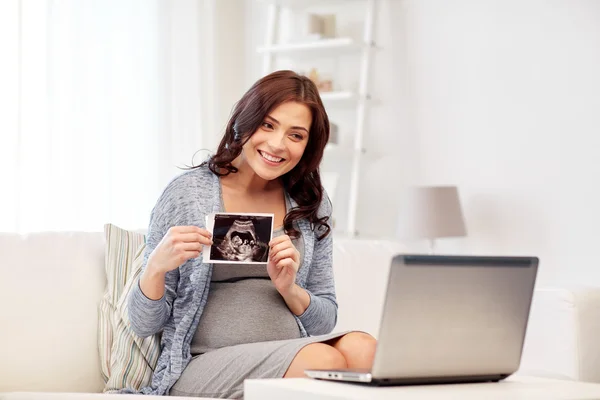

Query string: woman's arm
296 195 338 336
139 261 167 300
128 262 179 337
128 190 179 338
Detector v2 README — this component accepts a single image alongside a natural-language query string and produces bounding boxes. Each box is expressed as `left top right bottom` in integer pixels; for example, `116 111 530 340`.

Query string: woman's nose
266 130 286 151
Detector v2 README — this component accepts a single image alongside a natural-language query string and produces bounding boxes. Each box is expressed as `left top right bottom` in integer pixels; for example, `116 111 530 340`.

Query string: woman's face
241 101 312 182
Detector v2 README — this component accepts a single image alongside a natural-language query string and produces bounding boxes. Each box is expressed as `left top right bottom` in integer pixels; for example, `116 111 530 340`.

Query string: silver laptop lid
372 254 538 380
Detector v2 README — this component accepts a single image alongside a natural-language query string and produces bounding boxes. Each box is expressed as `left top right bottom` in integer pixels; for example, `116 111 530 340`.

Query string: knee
337 332 377 356
297 343 347 370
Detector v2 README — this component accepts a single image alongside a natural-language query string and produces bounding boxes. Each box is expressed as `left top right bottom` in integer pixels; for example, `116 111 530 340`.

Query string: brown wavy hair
192 70 331 240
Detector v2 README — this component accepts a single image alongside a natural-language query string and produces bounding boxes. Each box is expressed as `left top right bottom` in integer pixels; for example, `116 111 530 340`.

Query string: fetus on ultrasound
216 219 269 262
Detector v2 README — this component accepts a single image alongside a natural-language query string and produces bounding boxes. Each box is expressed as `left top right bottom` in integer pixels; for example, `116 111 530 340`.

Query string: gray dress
169 199 347 399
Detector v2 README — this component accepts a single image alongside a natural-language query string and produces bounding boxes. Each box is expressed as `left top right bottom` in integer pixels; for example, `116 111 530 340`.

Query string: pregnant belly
190 279 302 355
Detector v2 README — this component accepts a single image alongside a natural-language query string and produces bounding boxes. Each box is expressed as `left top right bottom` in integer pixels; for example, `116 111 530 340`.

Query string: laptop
305 254 539 386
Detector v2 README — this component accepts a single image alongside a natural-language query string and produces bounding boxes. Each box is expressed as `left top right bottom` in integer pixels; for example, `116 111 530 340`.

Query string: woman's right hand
147 226 213 274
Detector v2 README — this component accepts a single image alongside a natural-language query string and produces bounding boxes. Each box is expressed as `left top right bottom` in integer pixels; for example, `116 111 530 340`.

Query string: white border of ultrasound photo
202 212 274 264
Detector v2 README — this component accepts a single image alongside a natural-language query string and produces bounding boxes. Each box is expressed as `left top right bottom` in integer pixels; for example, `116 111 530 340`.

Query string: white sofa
1 232 600 399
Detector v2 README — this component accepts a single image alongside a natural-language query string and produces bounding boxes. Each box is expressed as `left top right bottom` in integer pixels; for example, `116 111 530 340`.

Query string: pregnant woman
127 70 377 399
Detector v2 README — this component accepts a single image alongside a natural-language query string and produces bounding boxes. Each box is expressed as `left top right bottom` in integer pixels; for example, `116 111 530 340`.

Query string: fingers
182 250 202 261
180 241 203 251
269 234 291 247
270 236 294 255
269 235 299 269
197 228 212 238
169 226 212 238
276 258 296 272
168 226 213 247
271 248 298 264
178 232 213 246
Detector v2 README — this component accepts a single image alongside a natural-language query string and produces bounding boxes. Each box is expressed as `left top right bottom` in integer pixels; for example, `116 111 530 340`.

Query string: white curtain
0 0 210 233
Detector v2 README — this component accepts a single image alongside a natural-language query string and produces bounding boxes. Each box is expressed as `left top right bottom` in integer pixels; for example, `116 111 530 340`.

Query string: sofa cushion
98 224 159 392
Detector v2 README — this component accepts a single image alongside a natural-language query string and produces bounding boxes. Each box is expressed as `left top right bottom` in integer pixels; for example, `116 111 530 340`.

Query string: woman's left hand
267 234 300 297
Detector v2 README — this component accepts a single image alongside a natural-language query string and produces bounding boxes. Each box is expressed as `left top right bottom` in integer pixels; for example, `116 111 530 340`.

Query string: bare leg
330 332 377 369
283 343 347 378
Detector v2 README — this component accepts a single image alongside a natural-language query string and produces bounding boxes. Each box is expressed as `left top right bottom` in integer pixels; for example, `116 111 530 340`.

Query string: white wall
210 0 247 151
195 0 248 155
242 0 600 286
402 0 600 287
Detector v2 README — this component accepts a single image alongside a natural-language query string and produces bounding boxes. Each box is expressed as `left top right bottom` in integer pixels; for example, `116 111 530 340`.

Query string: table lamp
395 186 467 254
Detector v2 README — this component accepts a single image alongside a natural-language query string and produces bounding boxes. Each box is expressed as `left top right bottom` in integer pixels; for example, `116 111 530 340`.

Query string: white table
244 376 600 400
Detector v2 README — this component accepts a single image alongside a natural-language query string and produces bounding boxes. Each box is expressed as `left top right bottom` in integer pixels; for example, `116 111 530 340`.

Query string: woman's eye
291 133 304 140
262 122 273 129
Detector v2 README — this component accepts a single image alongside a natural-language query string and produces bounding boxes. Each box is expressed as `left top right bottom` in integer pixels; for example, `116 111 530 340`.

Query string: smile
258 150 284 164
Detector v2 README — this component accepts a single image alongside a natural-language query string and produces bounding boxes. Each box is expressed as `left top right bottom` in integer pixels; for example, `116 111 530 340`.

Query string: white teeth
259 151 283 163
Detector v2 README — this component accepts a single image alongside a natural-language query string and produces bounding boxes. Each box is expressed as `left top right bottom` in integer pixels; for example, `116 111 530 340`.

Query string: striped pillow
98 223 161 392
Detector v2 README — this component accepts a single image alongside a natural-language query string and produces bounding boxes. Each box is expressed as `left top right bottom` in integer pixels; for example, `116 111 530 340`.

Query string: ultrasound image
209 214 272 263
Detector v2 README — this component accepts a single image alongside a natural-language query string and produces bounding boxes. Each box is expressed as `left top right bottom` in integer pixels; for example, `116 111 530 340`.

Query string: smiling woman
126 70 376 399
206 69 331 239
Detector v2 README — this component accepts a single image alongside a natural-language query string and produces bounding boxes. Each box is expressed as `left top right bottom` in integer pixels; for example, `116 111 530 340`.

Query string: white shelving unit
320 91 360 102
257 37 362 54
258 0 378 237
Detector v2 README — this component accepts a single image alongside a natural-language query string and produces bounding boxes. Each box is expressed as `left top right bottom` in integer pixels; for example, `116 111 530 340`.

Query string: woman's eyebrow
266 115 280 125
266 115 309 134
291 126 309 134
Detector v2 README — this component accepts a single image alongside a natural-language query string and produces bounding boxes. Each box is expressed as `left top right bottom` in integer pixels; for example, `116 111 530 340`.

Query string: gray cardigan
124 165 337 396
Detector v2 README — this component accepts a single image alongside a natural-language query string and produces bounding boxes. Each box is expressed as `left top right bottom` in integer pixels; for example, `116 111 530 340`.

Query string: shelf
319 91 358 102
258 0 352 9
257 37 363 54
324 143 363 157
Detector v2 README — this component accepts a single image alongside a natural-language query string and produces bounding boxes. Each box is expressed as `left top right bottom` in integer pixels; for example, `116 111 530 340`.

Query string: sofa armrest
518 286 600 382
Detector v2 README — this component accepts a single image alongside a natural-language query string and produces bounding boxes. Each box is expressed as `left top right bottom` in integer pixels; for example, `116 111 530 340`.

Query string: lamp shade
396 186 467 241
